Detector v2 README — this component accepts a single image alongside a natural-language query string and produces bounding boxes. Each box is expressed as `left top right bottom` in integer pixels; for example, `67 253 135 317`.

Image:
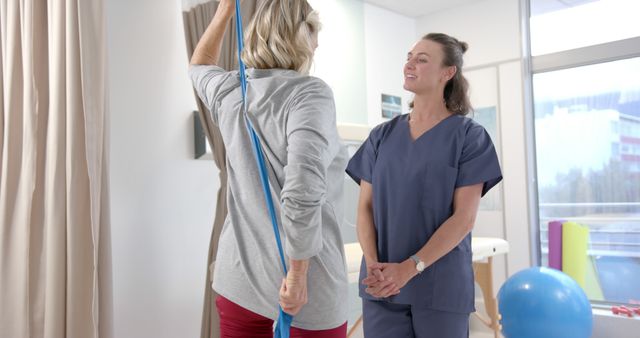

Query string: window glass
533 57 640 304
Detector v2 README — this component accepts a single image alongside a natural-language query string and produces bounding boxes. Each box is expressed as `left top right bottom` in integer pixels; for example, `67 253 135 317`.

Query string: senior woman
190 0 348 337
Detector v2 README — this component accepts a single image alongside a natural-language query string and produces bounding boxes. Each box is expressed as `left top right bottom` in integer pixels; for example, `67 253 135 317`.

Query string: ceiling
529 0 598 15
362 0 479 18
362 0 599 18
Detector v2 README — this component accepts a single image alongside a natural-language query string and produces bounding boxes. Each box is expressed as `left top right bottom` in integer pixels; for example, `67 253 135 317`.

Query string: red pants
216 295 347 338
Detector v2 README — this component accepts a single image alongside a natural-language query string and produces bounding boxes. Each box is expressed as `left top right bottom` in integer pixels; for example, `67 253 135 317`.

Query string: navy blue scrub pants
362 299 469 338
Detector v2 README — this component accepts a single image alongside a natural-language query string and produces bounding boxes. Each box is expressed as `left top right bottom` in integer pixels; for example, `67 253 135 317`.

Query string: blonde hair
242 0 320 74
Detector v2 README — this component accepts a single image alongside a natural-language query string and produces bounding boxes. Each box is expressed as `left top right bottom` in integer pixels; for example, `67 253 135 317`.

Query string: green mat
585 255 604 300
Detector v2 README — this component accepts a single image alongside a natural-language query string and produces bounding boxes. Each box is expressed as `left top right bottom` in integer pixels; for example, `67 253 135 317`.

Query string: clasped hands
362 260 418 298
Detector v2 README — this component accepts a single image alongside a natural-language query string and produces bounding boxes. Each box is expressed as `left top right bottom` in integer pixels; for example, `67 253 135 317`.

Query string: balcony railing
538 202 640 257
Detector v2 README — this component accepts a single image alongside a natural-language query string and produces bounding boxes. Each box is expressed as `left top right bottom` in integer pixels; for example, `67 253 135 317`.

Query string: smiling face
403 39 456 95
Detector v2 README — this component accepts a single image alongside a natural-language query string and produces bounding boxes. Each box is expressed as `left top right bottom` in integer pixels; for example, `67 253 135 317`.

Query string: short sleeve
345 125 383 185
188 65 235 123
456 123 503 196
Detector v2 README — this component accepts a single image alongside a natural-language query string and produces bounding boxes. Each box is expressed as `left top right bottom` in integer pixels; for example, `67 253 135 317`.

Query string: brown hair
410 33 472 115
242 0 320 74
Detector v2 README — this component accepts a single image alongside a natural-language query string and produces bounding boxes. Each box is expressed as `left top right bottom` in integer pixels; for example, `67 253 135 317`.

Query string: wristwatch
410 255 426 273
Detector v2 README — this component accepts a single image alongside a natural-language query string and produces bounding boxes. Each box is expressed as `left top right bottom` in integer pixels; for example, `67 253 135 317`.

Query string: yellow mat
562 222 589 288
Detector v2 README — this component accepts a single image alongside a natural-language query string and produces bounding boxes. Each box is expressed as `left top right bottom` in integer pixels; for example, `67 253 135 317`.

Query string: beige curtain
0 0 112 337
182 1 260 337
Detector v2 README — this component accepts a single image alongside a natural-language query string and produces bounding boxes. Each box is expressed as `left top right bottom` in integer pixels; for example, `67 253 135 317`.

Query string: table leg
473 257 502 338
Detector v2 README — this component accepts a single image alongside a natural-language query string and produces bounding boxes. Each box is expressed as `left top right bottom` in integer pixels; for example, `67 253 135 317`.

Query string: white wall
416 0 521 68
309 0 416 128
363 3 416 126
309 0 368 125
106 0 218 337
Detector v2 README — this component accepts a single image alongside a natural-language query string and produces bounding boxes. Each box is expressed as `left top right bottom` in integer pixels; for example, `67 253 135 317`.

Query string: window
530 1 640 306
530 0 640 56
532 53 640 306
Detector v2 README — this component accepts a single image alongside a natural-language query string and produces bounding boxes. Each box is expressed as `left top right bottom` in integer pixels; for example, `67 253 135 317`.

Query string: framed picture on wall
381 93 402 119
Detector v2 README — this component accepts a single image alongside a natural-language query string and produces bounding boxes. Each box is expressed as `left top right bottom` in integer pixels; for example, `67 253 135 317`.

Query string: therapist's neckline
405 113 457 143
406 112 455 124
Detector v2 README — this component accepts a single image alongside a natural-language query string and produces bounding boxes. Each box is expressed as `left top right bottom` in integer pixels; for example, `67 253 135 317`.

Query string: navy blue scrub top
346 113 502 314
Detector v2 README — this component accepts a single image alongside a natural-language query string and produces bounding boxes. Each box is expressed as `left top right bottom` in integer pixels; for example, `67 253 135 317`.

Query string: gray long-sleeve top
189 65 348 330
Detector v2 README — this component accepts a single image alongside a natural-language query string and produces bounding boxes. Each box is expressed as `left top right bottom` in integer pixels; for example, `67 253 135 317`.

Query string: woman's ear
442 65 457 83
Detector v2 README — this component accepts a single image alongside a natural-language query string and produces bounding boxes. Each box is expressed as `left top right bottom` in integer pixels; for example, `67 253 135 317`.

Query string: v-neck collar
405 113 456 143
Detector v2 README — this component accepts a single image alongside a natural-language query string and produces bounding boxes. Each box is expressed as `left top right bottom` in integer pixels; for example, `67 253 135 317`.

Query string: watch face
417 261 426 272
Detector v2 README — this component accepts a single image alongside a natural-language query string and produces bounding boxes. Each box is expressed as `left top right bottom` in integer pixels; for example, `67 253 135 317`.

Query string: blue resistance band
233 1 293 336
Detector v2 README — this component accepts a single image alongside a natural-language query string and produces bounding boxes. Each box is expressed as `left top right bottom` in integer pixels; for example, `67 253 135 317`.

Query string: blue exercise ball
497 267 593 338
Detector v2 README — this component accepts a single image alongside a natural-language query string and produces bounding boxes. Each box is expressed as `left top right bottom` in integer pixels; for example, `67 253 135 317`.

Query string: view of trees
539 160 640 217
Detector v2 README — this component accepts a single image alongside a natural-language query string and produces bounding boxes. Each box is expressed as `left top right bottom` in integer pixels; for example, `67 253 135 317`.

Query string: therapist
346 33 502 338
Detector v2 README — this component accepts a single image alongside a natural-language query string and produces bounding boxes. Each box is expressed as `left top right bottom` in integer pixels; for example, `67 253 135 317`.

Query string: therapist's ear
441 65 456 83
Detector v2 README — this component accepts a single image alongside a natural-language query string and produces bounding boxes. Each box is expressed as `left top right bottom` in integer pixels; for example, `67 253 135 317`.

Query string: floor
470 333 496 338
347 324 496 338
